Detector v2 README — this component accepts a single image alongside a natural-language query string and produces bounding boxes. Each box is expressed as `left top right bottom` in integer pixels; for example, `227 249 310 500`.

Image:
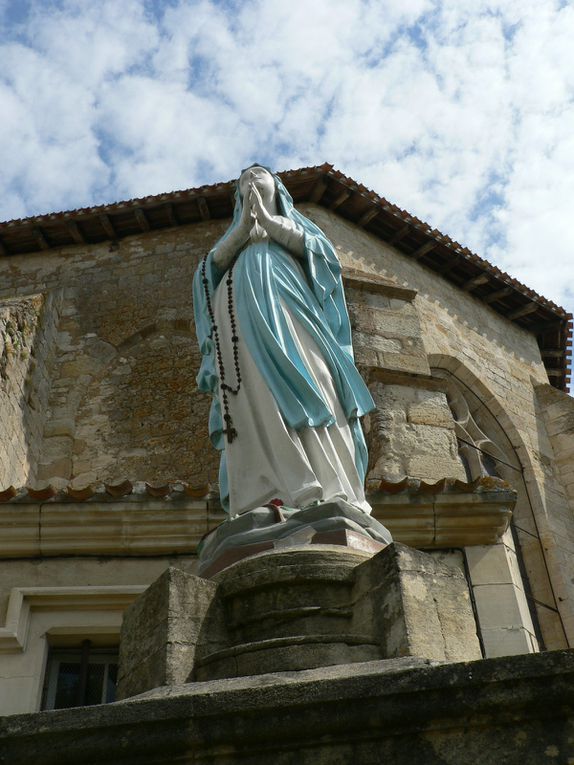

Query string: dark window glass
85 662 106 706
53 662 81 709
106 663 118 704
42 643 118 710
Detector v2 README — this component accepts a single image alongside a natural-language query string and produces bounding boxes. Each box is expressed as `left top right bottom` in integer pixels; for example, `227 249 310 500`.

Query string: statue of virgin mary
193 166 375 518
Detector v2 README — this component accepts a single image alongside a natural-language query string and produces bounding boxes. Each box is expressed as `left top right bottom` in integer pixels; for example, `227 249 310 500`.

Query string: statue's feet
198 498 392 578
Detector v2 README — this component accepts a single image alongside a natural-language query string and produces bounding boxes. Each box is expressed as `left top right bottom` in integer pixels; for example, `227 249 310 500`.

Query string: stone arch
37 319 218 488
428 354 569 651
71 321 217 486
428 354 529 472
429 364 520 483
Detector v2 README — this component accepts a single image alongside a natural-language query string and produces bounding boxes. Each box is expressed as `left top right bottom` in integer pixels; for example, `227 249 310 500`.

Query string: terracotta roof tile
0 476 513 504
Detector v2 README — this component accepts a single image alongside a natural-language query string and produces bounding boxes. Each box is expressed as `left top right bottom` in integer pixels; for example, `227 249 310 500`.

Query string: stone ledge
0 478 514 557
0 501 217 557
343 270 418 302
1 650 573 765
366 366 448 390
371 495 513 547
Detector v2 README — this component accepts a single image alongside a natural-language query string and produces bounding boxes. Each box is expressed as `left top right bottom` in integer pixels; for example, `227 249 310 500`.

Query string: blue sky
1 0 573 323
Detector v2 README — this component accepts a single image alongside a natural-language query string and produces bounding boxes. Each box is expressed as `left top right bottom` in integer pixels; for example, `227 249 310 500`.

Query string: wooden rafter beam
531 319 565 336
436 254 459 275
462 274 489 291
507 302 539 321
330 190 351 210
388 223 410 245
34 227 50 250
310 177 328 203
197 197 210 221
483 286 513 304
134 208 150 232
411 240 436 260
546 368 566 377
99 214 116 240
541 349 565 359
358 208 379 227
164 203 178 227
66 220 85 244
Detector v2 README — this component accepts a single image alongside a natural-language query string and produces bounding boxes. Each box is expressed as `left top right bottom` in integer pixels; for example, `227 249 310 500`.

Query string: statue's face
238 166 276 206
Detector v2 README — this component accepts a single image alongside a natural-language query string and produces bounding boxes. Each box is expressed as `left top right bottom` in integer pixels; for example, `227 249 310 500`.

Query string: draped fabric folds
193 170 375 514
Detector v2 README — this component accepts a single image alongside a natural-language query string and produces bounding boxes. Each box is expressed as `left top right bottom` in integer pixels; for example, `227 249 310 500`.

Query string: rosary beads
201 255 241 443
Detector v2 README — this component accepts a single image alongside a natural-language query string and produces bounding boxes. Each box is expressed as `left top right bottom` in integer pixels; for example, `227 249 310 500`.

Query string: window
42 640 118 710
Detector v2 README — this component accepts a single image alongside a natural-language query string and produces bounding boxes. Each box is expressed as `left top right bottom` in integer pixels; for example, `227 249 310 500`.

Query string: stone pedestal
196 546 378 681
117 542 481 700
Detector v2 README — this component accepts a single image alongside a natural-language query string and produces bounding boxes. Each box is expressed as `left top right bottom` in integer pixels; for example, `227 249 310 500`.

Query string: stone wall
303 203 548 420
365 382 465 483
431 366 566 652
302 203 573 647
0 298 36 487
3 650 574 765
344 276 466 485
0 294 55 488
535 383 574 642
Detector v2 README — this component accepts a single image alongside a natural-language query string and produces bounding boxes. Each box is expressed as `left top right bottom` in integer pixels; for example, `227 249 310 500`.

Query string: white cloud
0 0 573 318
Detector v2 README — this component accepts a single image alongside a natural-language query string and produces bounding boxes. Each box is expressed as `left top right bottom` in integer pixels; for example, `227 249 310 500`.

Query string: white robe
214 281 372 518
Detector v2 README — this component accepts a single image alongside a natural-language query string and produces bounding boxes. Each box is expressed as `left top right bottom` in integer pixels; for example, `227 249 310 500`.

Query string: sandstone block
117 567 222 700
354 543 482 662
481 627 537 658
466 543 523 589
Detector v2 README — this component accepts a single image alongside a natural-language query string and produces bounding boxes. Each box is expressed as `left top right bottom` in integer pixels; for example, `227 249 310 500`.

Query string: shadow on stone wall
70 324 217 485
0 291 62 490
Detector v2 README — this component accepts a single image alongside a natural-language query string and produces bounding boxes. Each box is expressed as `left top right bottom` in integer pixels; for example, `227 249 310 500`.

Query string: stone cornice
343 270 418 302
0 478 514 557
0 500 219 558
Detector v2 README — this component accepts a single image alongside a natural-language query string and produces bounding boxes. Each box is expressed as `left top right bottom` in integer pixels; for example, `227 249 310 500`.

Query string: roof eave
0 163 570 391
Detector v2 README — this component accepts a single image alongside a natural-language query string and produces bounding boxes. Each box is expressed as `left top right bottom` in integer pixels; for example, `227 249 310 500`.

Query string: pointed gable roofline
0 163 571 390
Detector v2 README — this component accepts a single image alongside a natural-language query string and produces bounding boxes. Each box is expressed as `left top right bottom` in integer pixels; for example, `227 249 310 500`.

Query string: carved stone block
117 567 224 700
118 542 481 699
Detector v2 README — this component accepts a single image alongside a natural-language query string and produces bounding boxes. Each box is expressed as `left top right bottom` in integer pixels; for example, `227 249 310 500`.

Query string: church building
0 164 573 762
